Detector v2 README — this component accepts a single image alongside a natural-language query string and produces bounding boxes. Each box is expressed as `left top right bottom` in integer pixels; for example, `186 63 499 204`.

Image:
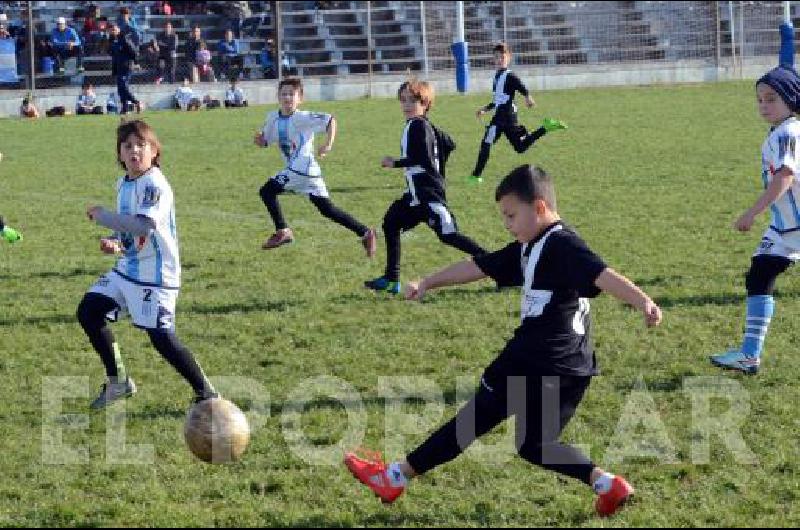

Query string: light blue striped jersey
762 116 800 233
112 167 180 288
261 109 332 177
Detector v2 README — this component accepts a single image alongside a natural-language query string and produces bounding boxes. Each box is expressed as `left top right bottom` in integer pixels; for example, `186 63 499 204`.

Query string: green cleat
467 175 484 185
1 226 22 244
542 117 568 132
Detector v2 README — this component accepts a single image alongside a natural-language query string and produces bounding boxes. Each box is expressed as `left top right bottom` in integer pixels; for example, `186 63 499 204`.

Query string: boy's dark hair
278 76 303 95
493 42 511 55
82 79 93 89
495 165 556 210
116 119 162 169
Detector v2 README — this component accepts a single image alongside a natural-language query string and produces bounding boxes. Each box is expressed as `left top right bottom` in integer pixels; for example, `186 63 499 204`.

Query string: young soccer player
710 66 800 375
470 43 568 184
255 77 377 256
0 215 23 243
78 120 218 410
364 79 487 294
346 165 663 517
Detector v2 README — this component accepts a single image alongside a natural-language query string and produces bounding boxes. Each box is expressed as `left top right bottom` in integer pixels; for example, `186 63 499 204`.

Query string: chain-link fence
0 1 798 98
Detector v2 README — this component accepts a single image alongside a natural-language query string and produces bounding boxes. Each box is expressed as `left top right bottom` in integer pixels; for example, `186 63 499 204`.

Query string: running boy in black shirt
346 164 662 517
470 43 568 184
364 79 487 294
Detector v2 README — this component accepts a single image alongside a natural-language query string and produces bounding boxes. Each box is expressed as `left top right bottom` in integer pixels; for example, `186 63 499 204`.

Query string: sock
387 462 408 487
110 343 127 384
741 295 775 358
593 472 615 494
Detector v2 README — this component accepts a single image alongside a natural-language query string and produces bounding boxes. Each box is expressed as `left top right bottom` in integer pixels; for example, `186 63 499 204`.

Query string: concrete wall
0 58 777 118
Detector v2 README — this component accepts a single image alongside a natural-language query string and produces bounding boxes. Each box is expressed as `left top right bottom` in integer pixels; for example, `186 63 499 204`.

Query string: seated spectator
224 79 247 107
260 38 277 79
0 14 11 39
174 78 202 110
195 41 215 82
19 96 40 118
154 1 173 16
51 17 84 74
281 48 297 76
217 29 241 81
76 80 103 115
155 21 178 84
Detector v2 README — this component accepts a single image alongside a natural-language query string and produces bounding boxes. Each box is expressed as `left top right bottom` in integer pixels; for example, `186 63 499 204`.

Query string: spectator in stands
217 29 241 81
154 1 173 16
19 96 40 118
183 25 203 83
0 14 11 39
82 4 109 55
281 48 297 77
194 40 215 82
174 78 201 111
155 20 178 84
117 7 141 48
36 37 56 72
224 79 247 107
109 22 142 114
260 37 277 79
76 80 104 115
51 16 84 74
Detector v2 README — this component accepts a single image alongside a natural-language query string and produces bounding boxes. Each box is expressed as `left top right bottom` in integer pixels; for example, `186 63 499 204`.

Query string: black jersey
483 68 529 124
393 116 446 205
474 222 607 376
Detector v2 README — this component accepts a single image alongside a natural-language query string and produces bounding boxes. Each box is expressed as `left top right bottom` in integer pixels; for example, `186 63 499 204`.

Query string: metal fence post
27 1 35 95
502 1 507 43
367 1 373 97
421 1 429 75
275 0 283 82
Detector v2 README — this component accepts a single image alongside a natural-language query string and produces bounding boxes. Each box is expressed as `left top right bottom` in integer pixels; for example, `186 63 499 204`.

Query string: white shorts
88 271 179 330
754 227 800 262
271 169 329 198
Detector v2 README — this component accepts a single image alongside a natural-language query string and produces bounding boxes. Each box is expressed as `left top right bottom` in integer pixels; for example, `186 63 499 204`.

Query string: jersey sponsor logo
142 186 161 208
759 237 775 252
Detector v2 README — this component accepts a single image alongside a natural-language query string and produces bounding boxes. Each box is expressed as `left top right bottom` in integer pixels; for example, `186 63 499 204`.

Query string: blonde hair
397 78 435 113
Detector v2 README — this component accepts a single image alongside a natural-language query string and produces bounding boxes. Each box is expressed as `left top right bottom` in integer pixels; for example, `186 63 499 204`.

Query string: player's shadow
0 313 77 327
654 290 800 308
126 404 186 421
327 185 392 194
185 299 304 316
271 386 469 415
0 267 104 281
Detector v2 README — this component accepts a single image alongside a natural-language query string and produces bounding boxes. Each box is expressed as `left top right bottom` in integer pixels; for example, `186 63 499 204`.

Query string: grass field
1 79 799 527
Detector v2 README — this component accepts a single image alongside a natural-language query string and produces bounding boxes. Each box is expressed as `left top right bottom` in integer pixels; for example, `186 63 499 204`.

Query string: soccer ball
184 397 250 464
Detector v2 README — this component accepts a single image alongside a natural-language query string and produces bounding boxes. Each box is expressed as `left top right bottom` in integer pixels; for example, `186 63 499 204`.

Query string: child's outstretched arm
318 116 335 158
594 268 662 327
735 166 795 232
406 259 487 301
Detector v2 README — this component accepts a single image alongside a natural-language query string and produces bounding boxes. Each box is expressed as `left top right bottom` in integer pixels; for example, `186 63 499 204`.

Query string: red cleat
595 476 634 517
344 451 405 504
261 228 295 250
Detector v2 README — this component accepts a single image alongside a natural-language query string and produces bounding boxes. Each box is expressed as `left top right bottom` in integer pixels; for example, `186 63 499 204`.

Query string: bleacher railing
0 1 797 96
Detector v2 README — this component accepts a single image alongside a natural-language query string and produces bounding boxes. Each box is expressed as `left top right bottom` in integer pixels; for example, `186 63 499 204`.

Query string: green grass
1 80 799 527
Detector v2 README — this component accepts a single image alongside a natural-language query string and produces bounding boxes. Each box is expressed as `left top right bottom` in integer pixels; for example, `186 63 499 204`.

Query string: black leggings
746 255 793 296
77 292 215 398
472 121 547 177
382 197 486 281
407 354 595 484
258 179 368 236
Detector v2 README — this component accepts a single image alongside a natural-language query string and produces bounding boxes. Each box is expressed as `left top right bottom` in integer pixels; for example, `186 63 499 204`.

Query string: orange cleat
344 451 405 504
595 476 634 517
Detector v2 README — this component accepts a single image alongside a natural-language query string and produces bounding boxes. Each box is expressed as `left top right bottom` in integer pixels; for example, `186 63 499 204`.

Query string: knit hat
757 66 800 113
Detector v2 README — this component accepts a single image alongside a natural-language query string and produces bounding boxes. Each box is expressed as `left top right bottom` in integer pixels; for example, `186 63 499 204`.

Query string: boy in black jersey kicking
364 79 487 294
470 43 568 184
347 165 662 517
